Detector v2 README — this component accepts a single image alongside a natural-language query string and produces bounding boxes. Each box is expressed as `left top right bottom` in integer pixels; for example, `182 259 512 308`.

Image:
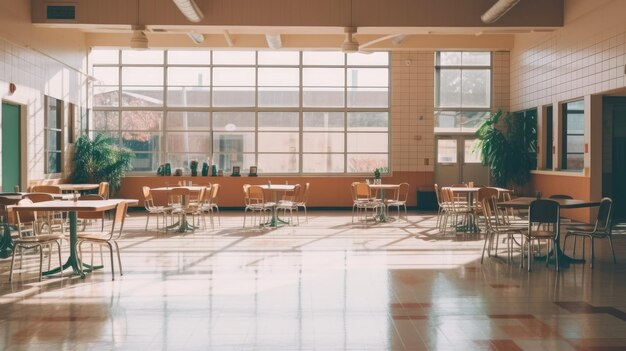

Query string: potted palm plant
475 109 536 189
72 133 134 192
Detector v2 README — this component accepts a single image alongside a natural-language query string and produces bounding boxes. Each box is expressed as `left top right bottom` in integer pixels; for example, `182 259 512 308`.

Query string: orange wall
529 173 592 223
118 171 434 208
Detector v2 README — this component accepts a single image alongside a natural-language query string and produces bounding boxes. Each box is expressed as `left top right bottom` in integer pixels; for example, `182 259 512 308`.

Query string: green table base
166 215 198 233
42 211 102 279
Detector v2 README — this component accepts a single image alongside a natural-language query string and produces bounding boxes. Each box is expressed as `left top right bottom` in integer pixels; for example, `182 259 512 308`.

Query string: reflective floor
1 210 626 350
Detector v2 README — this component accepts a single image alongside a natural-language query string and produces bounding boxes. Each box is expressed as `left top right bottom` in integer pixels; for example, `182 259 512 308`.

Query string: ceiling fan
130 25 148 49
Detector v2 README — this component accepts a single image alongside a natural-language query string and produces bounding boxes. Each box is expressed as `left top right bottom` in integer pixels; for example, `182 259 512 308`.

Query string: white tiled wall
510 1 626 111
0 37 88 184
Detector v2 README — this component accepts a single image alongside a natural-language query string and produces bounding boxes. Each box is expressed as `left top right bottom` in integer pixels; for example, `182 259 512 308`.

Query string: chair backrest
23 193 54 203
30 185 61 194
195 187 207 206
529 199 560 224
78 194 105 220
247 185 265 204
283 184 301 202
15 199 37 237
210 184 220 204
397 183 409 202
354 182 371 200
434 184 443 206
477 187 499 203
98 182 110 199
110 201 128 240
299 182 310 203
594 197 613 233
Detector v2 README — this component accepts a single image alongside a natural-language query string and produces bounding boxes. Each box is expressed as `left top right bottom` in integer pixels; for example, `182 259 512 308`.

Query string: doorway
604 96 626 221
435 135 489 186
1 102 21 192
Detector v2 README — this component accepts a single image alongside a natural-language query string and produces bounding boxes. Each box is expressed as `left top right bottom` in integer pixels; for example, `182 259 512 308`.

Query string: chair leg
114 240 123 276
107 242 115 281
9 245 18 282
56 240 63 278
39 245 44 282
572 236 577 256
590 237 595 269
480 231 491 263
609 235 617 264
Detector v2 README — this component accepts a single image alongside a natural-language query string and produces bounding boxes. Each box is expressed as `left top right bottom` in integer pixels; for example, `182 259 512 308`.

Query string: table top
57 184 100 191
368 184 400 189
13 199 139 212
152 186 207 192
259 184 296 191
498 197 601 209
0 192 73 204
447 186 511 193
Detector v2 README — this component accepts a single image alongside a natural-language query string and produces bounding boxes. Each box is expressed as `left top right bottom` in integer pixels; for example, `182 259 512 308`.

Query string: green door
1 103 21 192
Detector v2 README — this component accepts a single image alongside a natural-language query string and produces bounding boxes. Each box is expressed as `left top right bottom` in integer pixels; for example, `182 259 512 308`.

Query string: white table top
57 184 100 191
152 186 207 192
447 186 511 193
368 184 400 189
259 184 296 191
13 199 138 212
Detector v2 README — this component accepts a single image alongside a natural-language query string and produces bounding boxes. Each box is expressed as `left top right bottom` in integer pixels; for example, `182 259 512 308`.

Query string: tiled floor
1 210 626 350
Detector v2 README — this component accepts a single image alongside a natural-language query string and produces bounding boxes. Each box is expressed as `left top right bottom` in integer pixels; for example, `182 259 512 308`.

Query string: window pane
167 50 211 64
567 113 584 134
47 131 61 150
167 67 210 86
303 68 344 86
302 154 344 173
303 51 344 65
167 87 210 107
47 98 60 128
122 132 160 153
258 51 299 65
438 69 461 107
434 111 491 133
567 135 584 153
213 153 255 172
213 51 255 65
258 154 299 173
93 111 119 130
347 154 387 173
461 52 491 66
258 132 299 152
464 139 481 163
567 100 584 111
122 67 164 86
437 139 457 163
92 67 119 85
121 87 164 107
121 50 164 64
348 87 388 108
213 112 255 131
347 112 388 131
166 112 210 130
258 87 299 107
347 52 388 66
303 112 344 131
303 133 344 152
213 132 255 153
303 87 344 107
258 68 299 86
212 87 255 107
47 152 61 173
93 87 119 107
347 133 388 152
566 154 584 170
347 68 388 86
131 153 159 172
91 49 119 64
121 111 162 131
439 52 461 66
258 112 298 131
461 69 490 108
167 153 211 170
167 132 211 153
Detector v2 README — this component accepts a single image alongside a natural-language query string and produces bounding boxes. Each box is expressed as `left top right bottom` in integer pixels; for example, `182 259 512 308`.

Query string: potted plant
190 160 199 176
72 133 134 192
475 109 537 189
202 162 209 176
373 168 381 184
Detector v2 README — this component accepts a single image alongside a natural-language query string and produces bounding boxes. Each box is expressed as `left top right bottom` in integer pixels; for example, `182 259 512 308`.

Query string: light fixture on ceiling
187 31 205 44
172 0 204 23
130 25 148 49
481 0 521 23
341 27 359 53
265 34 282 49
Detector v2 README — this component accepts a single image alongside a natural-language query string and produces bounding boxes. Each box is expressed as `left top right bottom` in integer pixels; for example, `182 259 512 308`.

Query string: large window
90 50 390 174
435 51 491 133
562 100 584 171
45 96 63 174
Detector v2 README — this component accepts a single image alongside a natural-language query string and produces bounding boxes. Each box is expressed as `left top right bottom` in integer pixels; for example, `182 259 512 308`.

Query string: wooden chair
563 197 615 268
480 196 524 264
10 199 64 282
277 184 301 225
30 185 61 194
203 184 221 227
295 182 310 222
351 182 383 224
386 183 409 220
22 193 65 235
77 194 105 231
142 186 170 231
77 202 128 280
243 185 274 227
97 182 110 199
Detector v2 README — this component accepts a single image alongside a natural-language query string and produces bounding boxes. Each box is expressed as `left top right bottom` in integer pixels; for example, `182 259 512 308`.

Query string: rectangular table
14 199 138 278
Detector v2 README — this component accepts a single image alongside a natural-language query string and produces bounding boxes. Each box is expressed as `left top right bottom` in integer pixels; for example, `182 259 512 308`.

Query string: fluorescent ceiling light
481 0 520 23
172 0 204 23
187 31 205 44
265 34 282 49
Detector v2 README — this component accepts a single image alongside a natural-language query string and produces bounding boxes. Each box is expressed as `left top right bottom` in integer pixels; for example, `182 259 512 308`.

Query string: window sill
530 169 586 178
